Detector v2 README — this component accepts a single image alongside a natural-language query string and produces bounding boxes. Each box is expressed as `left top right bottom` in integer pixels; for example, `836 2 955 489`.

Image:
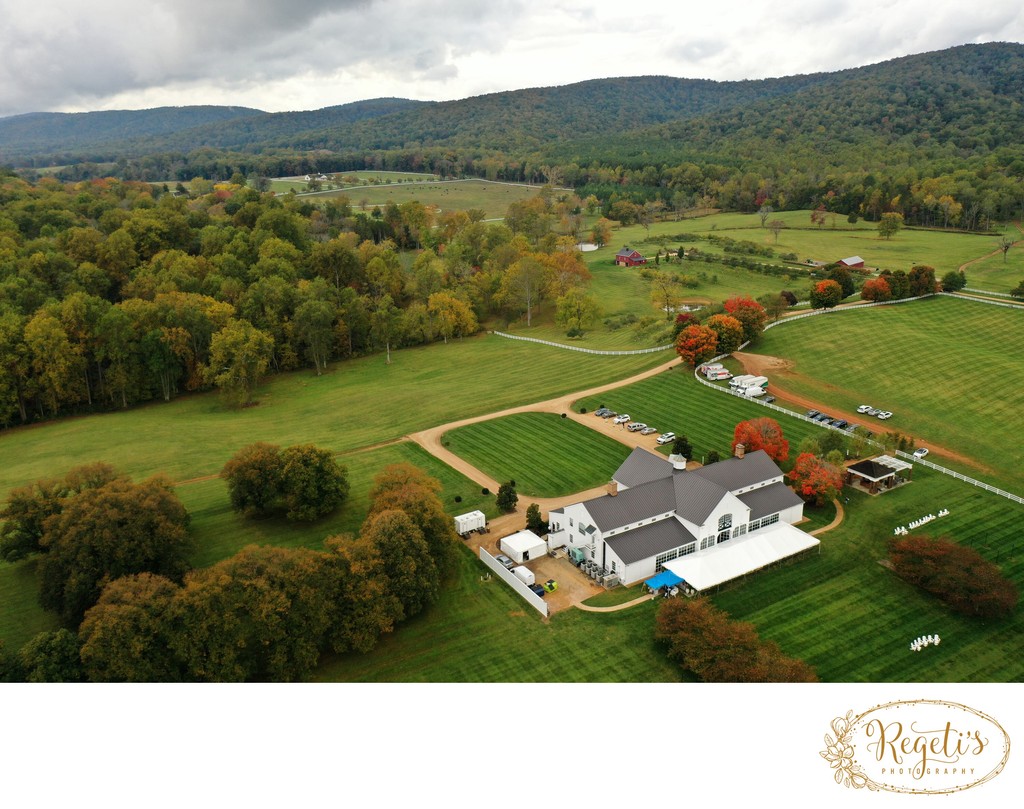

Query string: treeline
0 172 591 426
0 462 456 682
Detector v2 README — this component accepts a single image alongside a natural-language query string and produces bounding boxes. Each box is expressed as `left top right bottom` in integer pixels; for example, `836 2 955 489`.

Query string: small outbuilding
846 455 912 494
838 255 865 269
500 529 548 564
614 246 647 267
454 510 486 536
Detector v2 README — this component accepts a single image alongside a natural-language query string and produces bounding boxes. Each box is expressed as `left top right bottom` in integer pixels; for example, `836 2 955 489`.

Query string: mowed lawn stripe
443 413 631 497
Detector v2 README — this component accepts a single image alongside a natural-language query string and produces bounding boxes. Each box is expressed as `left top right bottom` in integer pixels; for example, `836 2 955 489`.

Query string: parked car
656 432 676 445
495 554 515 570
593 408 611 417
764 395 776 403
640 427 658 435
866 408 881 416
806 409 820 418
600 410 617 419
528 583 547 598
856 405 873 413
844 422 858 432
818 417 833 426
831 419 848 429
877 411 894 420
627 422 647 432
613 414 631 424
814 413 833 422
913 447 929 458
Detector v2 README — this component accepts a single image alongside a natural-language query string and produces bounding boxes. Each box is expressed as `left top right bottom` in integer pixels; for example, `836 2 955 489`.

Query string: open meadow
747 295 1024 492
320 178 544 220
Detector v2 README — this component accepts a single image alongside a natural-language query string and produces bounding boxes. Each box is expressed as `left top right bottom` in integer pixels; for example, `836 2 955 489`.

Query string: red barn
614 246 647 267
838 255 865 269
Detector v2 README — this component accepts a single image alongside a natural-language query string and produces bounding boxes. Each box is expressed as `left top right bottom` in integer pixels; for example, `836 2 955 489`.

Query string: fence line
691 366 1024 506
762 293 936 332
939 291 1024 311
491 331 673 356
962 287 1017 299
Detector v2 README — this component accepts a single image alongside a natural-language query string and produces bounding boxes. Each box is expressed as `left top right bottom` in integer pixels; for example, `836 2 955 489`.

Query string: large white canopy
664 523 819 592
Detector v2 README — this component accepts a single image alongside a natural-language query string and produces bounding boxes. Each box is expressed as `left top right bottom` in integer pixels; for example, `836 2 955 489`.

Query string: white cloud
0 0 1021 116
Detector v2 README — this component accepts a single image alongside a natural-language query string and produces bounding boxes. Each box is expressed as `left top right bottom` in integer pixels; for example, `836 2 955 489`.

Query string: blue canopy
645 570 683 590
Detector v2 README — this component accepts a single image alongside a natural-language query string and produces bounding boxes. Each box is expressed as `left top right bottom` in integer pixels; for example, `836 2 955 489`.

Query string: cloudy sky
1 0 1022 117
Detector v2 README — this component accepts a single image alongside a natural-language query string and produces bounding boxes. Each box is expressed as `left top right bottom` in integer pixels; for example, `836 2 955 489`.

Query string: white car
656 432 676 445
913 447 929 458
856 404 873 413
626 422 647 432
877 411 894 420
613 414 631 424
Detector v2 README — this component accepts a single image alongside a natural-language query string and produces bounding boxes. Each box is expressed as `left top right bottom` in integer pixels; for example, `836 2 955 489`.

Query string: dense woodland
5 44 1024 229
0 171 602 425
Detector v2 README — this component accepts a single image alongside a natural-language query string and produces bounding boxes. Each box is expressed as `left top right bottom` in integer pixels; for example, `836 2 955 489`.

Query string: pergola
846 455 914 494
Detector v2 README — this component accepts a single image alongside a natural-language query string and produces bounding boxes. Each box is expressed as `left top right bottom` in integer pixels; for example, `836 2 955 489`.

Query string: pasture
443 412 631 497
959 246 1024 294
319 179 543 220
0 333 665 501
748 295 1024 492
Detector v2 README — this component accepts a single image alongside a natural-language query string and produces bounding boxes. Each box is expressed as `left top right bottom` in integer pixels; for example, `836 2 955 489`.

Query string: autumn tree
591 217 612 248
788 452 844 505
78 573 181 682
860 277 892 302
732 417 789 463
648 270 683 320
674 324 718 367
704 314 745 354
279 444 350 522
723 296 768 343
768 219 785 243
428 291 477 344
908 264 937 296
810 205 827 228
656 598 817 682
809 279 842 310
38 476 193 626
206 318 274 406
877 212 904 240
888 535 1018 620
355 509 439 621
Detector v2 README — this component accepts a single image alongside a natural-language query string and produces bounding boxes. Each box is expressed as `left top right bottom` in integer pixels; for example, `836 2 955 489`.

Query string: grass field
314 545 683 682
748 295 1024 491
270 170 440 193
0 333 666 501
0 440 498 651
443 413 631 497
959 246 1024 293
318 179 543 220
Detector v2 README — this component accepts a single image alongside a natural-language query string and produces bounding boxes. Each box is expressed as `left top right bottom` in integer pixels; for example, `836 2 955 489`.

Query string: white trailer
729 374 756 389
512 566 536 587
743 386 766 398
746 375 769 389
700 363 724 373
454 510 486 536
706 369 733 380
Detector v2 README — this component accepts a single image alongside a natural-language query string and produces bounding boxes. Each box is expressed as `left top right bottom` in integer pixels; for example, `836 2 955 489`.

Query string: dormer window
718 513 733 532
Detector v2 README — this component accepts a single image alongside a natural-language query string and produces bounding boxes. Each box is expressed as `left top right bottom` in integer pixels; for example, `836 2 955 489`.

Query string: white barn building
547 445 810 589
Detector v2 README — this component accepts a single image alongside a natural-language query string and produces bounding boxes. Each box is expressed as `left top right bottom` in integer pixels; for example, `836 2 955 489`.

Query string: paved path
810 498 845 536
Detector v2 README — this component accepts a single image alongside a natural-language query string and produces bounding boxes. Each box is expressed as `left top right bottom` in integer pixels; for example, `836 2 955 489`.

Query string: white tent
664 523 819 592
500 529 547 564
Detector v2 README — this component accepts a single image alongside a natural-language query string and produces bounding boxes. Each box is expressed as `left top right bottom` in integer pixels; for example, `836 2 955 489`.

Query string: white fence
762 293 936 332
491 331 673 356
479 548 549 617
962 287 1017 299
939 292 1024 311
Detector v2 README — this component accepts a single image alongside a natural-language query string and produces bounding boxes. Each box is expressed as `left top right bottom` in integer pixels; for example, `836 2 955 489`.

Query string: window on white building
718 513 733 531
700 536 715 550
763 513 780 527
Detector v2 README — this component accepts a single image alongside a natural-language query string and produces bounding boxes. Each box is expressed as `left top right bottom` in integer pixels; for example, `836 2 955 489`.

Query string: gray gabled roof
607 518 698 565
613 446 673 489
582 479 677 533
737 482 804 519
672 472 730 526
691 449 783 492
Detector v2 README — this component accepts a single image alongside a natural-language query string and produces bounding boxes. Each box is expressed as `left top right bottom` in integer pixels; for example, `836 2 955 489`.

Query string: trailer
729 374 756 389
705 369 733 380
454 510 486 536
746 375 769 389
743 385 766 397
700 363 724 373
512 566 536 587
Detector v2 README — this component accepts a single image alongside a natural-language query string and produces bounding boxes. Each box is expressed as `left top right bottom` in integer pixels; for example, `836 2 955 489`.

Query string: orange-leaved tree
860 277 891 302
674 324 718 367
788 452 844 505
732 417 789 462
723 296 768 343
704 313 745 353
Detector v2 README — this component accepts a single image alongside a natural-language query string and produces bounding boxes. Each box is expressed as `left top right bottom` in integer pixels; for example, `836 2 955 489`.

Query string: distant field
0 333 665 501
959 244 1024 293
270 170 440 193
443 412 631 497
318 179 543 220
749 295 1024 491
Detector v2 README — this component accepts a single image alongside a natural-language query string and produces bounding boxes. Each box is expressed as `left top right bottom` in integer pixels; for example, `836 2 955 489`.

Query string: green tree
369 293 402 364
17 629 84 682
648 270 683 320
590 217 612 248
355 509 439 621
941 270 967 292
206 318 274 407
294 298 335 375
555 288 602 337
908 264 937 296
221 442 285 517
279 444 350 522
809 279 842 309
827 266 855 299
672 434 693 459
39 476 193 626
497 481 518 513
877 212 904 240
525 503 547 534
24 311 81 416
496 256 549 326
